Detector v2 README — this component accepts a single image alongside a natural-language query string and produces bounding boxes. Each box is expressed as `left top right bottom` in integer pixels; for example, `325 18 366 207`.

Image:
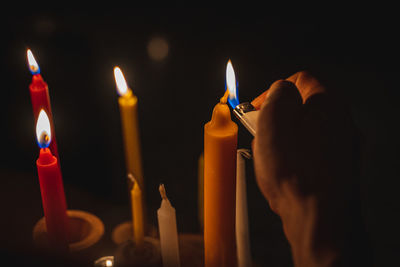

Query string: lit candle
157 184 180 267
203 61 238 267
113 67 144 190
35 109 69 251
236 149 252 267
27 49 60 161
128 174 144 247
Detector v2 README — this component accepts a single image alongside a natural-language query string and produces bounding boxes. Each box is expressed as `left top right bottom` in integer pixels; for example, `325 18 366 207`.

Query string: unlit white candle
157 184 181 267
236 149 252 267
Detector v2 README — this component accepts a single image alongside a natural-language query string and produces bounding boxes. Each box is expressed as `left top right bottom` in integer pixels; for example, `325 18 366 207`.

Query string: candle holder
33 209 104 260
114 237 161 267
113 223 203 267
178 233 204 267
111 221 157 245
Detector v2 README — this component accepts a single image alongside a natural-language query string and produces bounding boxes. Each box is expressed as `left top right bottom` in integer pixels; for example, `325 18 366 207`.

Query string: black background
1 7 399 266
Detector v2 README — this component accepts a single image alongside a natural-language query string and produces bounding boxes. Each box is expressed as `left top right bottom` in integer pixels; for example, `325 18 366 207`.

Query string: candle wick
238 149 252 159
220 90 229 104
127 173 137 189
159 184 168 200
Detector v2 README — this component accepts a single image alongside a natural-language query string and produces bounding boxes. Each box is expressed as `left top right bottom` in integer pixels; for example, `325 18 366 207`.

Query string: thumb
253 80 302 210
257 80 302 140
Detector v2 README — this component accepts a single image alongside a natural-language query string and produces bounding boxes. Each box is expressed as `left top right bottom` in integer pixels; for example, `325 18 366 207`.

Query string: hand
252 71 369 266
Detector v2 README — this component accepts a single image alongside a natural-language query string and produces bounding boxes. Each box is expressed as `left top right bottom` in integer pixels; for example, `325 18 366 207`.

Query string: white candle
157 184 181 267
236 149 252 267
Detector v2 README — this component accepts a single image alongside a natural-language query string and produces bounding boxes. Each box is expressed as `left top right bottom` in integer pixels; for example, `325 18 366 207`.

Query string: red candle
36 109 69 251
27 49 59 160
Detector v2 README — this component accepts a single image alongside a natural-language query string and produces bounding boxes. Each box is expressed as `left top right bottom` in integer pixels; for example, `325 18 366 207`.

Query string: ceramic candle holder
33 209 104 259
178 233 204 267
113 222 203 267
114 237 161 267
111 221 157 245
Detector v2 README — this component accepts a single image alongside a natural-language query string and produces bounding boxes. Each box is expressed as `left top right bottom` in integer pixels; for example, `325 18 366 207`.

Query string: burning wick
38 133 50 148
36 109 52 148
27 49 40 75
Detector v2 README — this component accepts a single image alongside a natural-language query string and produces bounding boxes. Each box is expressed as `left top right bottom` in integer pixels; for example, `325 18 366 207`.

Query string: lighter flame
226 60 237 101
105 260 113 267
27 49 40 74
36 110 51 148
113 66 130 96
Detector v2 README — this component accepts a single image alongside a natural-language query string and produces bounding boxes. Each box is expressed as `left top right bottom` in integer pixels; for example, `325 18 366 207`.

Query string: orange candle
204 89 238 267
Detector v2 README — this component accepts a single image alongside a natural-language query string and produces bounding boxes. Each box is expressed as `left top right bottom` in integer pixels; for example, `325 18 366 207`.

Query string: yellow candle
114 67 144 189
204 89 238 267
128 174 144 246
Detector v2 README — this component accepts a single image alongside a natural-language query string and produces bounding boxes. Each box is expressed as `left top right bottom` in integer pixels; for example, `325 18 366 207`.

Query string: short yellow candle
128 174 144 246
114 67 144 189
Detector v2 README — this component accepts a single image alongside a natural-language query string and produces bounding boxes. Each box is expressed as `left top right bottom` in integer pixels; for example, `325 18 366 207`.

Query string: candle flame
113 66 130 96
36 109 52 148
27 49 40 75
226 59 239 108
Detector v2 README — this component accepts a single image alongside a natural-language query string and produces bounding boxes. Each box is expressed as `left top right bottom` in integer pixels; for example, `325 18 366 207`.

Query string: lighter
226 60 259 136
232 102 258 136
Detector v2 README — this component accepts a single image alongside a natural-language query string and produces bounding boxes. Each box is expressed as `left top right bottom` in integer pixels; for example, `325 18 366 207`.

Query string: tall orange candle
204 86 238 267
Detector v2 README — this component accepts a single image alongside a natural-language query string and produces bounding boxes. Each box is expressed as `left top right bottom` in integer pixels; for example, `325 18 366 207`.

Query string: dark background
1 7 399 266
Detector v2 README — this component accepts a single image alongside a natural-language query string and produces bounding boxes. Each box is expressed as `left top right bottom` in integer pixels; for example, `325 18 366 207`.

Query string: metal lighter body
233 102 259 136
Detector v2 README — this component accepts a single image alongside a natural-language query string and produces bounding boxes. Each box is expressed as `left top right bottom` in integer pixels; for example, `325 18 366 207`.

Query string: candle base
111 221 157 245
113 222 204 266
114 237 161 267
178 233 204 267
33 209 104 258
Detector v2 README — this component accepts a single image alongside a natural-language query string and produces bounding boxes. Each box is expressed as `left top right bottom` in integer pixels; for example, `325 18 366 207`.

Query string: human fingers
251 89 269 110
253 80 302 211
286 71 326 102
